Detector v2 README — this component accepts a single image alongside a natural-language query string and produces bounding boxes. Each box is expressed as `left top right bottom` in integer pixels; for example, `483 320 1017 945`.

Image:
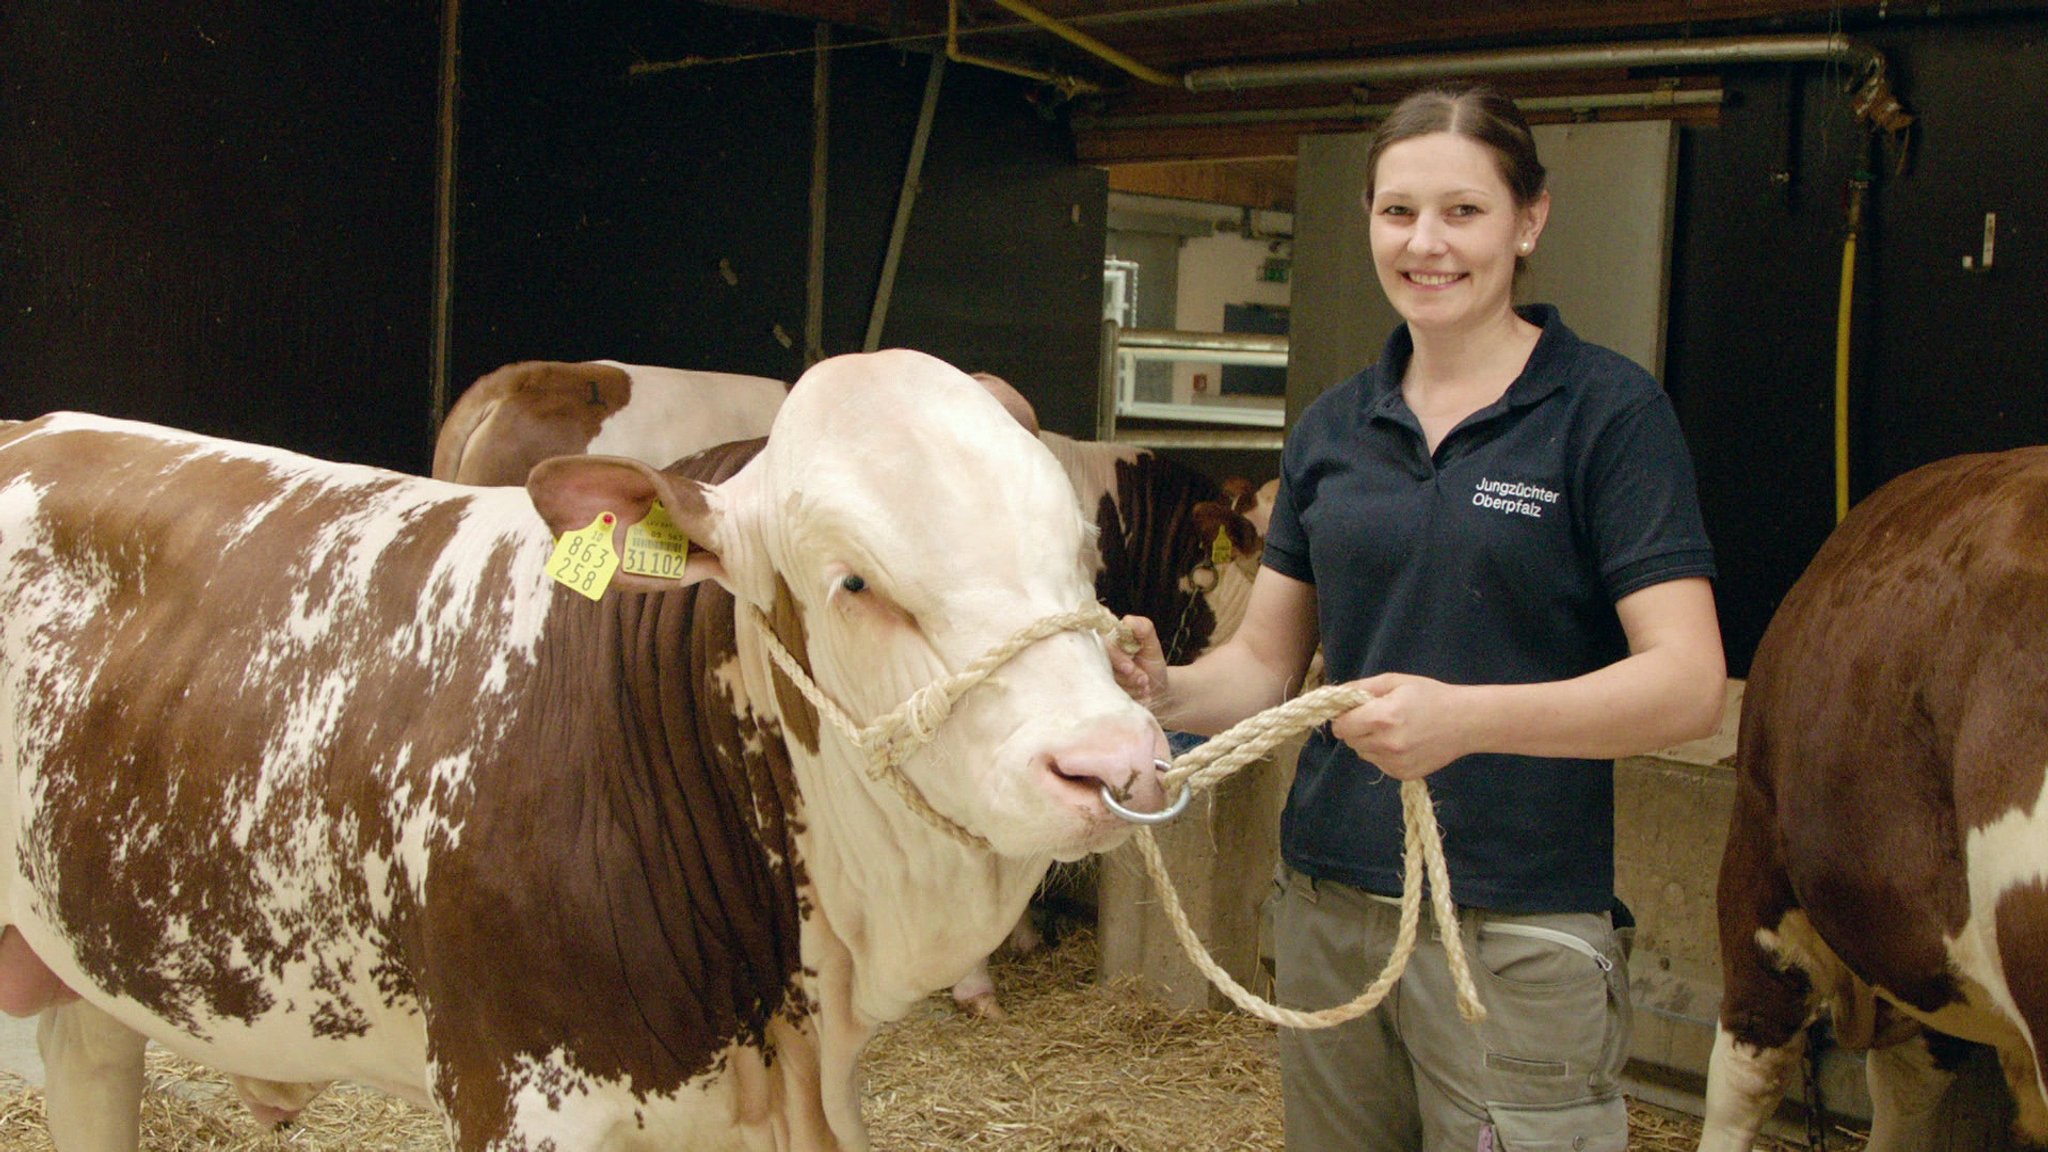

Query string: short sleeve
1576 386 1717 601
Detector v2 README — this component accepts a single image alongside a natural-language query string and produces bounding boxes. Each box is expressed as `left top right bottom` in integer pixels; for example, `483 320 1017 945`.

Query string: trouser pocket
1467 910 1625 1098
1482 1095 1628 1152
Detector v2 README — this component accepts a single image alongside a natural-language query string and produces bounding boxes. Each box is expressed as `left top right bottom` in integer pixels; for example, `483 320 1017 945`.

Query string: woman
1109 84 1726 1151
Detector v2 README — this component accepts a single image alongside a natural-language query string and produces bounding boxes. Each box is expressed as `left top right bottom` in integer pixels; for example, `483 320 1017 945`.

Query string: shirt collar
1361 303 1574 423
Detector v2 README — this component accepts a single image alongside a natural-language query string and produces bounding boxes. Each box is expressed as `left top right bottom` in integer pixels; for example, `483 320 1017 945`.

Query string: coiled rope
1135 682 1483 1028
745 604 1483 1027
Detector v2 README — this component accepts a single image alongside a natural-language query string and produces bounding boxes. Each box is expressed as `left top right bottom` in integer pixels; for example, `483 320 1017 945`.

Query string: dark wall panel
865 62 1110 438
1 1 440 471
1665 13 2048 674
1861 20 2048 479
454 2 1105 437
453 0 820 386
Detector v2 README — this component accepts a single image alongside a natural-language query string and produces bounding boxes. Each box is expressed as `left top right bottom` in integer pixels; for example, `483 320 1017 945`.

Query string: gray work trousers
1272 865 1632 1152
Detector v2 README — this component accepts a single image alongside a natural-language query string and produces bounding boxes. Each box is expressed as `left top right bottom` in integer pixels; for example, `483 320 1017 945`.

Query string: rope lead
747 602 1483 1027
1123 682 1486 1029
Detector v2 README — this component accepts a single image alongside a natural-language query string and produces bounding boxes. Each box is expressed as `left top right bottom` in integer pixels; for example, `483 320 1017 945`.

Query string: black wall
1 1 441 471
1666 12 2048 673
452 0 1107 438
3 0 1104 470
5 6 2041 675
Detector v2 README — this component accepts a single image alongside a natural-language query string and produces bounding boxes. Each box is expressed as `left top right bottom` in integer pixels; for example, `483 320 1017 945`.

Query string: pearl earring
1518 241 1532 254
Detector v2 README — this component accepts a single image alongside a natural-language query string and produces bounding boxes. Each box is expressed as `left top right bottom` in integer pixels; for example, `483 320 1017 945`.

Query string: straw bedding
0 931 1861 1150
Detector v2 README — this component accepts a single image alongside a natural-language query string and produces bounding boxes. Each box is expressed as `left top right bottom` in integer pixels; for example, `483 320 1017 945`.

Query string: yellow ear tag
621 500 691 580
548 513 621 601
1210 525 1236 567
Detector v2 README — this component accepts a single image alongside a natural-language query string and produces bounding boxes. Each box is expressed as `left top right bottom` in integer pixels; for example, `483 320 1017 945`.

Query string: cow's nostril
1043 738 1169 817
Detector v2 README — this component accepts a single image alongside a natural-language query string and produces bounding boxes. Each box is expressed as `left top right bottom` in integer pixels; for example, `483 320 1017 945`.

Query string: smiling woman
1102 82 1725 1152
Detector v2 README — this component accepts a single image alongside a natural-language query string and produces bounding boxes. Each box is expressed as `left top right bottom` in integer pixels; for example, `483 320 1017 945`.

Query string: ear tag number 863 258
549 513 621 600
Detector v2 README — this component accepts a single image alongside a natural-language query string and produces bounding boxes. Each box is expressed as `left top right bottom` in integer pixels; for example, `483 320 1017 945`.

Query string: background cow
946 434 1269 1018
0 349 1169 1151
431 358 789 485
1702 446 2048 1151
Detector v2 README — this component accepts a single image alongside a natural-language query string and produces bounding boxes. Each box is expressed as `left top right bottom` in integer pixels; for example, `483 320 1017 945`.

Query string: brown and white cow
1701 446 2048 1151
434 362 1256 668
0 349 1171 1152
431 361 1263 1019
432 359 789 485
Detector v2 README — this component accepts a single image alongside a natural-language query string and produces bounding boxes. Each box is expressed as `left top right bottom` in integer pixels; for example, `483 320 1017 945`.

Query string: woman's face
1366 131 1547 335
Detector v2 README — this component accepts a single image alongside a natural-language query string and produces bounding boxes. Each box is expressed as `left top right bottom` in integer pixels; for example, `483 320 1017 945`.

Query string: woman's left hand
1328 673 1473 781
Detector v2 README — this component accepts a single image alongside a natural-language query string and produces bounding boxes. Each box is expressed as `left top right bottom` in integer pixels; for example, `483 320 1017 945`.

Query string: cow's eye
840 574 867 594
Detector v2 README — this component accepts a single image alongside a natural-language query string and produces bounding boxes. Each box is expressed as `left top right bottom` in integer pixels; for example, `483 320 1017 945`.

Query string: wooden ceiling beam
1106 159 1300 211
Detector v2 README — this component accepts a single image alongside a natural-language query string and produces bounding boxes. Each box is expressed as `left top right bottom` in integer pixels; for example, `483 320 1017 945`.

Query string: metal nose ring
1101 760 1192 825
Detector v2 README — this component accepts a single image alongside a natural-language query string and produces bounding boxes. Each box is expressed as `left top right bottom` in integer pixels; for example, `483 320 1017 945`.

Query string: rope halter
743 601 1166 851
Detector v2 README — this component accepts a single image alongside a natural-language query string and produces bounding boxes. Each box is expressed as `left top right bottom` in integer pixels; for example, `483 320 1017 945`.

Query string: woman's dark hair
1363 84 1547 208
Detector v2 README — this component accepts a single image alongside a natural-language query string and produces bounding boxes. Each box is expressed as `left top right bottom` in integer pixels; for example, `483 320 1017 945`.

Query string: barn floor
0 933 1861 1150
0 1021 32 1088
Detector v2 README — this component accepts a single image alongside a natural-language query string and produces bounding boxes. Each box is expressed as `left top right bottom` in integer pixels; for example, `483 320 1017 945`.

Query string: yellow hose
1834 231 1856 525
1835 176 1869 524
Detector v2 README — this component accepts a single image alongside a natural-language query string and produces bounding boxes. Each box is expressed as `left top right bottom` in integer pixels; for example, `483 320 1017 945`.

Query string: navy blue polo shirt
1263 305 1716 913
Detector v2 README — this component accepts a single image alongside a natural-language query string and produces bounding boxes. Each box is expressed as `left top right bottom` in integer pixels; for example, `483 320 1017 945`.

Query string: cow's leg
37 1000 146 1152
1991 880 2048 1145
1862 1030 1957 1152
949 908 1047 1019
1701 768 1814 1152
1993 1038 2048 1144
1698 1024 1805 1152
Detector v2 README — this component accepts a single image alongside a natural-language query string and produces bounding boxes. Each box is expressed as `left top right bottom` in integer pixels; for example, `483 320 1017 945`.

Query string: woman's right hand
1106 614 1170 712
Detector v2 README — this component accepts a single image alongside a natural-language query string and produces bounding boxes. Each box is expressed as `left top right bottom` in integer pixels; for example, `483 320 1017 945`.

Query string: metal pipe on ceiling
1179 32 1881 92
1079 86 1723 131
947 0 1103 96
983 0 1314 33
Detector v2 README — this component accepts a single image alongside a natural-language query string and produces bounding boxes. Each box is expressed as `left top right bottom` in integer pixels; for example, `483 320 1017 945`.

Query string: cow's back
1038 434 1229 663
1744 450 2048 995
0 415 811 1124
0 414 555 1069
434 361 785 486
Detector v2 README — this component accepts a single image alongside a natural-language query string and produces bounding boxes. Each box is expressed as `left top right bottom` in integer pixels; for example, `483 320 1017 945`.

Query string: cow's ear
526 454 729 593
1189 500 1262 562
970 371 1039 435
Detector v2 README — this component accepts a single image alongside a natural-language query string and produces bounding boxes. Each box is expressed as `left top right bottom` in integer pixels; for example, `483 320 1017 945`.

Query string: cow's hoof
955 991 1008 1021
245 1103 301 1131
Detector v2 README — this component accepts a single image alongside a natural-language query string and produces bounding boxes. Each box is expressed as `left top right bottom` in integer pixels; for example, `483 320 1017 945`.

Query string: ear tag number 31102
620 501 691 579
